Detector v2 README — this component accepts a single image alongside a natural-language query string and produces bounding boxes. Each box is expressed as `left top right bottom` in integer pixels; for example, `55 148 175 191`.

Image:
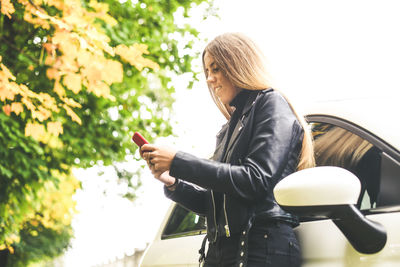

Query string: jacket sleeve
164 180 207 216
169 92 303 202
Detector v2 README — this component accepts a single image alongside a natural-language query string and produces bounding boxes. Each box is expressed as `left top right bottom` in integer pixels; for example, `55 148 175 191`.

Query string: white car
140 96 400 267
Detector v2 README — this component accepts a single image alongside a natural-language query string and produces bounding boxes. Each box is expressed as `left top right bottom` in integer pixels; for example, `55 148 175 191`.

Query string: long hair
314 126 373 169
202 33 315 170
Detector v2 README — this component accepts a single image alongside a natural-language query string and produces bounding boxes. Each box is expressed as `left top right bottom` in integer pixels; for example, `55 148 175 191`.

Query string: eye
212 67 220 73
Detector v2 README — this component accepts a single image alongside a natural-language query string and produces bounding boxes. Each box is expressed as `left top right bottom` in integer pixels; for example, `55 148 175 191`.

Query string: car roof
296 96 400 151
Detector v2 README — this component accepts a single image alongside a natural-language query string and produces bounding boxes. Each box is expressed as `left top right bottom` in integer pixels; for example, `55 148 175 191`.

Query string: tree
0 0 214 265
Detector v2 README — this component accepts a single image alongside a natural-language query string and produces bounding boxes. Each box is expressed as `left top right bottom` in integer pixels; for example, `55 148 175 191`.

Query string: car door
140 203 206 267
297 116 400 267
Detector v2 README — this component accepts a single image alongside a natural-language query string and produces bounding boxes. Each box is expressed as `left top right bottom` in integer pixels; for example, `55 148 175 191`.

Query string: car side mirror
274 166 387 254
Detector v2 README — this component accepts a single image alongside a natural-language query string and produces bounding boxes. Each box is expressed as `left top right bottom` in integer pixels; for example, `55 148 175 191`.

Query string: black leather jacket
165 89 303 242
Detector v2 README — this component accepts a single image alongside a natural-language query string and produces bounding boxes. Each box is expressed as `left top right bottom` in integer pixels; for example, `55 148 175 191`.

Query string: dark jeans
204 222 301 267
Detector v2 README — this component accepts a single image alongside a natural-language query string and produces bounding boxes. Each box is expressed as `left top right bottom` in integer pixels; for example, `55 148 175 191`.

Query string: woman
141 33 315 267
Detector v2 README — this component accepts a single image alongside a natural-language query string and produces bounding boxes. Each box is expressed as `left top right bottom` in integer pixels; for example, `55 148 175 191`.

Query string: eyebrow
206 61 216 70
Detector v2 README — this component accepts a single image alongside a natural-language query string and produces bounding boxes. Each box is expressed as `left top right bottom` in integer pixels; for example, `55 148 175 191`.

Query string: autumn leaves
0 0 159 145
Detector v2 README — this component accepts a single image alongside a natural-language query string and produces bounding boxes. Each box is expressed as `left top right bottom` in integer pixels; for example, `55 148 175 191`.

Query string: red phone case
132 132 149 147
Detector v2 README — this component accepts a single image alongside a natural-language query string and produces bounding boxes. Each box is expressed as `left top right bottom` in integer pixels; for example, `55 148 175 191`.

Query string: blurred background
1 0 399 266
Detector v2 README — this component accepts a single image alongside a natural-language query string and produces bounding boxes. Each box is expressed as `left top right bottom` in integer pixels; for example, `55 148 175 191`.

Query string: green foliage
6 222 72 267
0 0 215 265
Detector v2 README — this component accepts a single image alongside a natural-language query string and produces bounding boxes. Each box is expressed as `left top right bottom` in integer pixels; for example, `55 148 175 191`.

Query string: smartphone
132 132 149 147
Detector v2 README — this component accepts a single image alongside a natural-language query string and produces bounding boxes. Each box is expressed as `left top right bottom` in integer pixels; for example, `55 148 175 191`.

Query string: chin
219 99 228 105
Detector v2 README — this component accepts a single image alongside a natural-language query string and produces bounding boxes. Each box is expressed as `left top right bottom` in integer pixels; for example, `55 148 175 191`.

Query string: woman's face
204 52 241 105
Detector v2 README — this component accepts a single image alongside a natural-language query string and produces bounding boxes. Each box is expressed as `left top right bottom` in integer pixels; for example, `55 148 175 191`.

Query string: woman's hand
141 144 177 174
154 171 176 187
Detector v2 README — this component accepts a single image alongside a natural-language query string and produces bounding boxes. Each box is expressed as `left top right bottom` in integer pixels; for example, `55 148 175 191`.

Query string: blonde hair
202 33 315 170
314 126 373 169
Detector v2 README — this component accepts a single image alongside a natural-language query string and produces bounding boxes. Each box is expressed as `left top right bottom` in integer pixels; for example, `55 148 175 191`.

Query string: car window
310 122 400 211
161 204 206 239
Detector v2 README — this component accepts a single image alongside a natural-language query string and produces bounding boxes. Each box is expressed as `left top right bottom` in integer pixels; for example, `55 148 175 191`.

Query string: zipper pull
224 224 231 237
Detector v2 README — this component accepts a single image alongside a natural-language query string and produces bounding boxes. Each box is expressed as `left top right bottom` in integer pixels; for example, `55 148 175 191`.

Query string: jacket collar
229 89 251 110
224 88 273 161
213 88 273 162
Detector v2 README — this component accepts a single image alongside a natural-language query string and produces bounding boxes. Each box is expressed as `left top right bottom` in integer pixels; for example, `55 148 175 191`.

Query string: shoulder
252 89 302 134
255 88 292 113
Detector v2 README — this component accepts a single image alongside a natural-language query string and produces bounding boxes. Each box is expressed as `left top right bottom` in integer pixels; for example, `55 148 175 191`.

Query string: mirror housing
274 166 361 206
274 166 387 254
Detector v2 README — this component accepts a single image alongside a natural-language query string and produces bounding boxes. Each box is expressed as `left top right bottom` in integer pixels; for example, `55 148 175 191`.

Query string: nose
206 73 216 83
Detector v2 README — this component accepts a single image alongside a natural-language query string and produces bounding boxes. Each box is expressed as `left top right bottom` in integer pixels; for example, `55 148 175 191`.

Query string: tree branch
0 36 40 65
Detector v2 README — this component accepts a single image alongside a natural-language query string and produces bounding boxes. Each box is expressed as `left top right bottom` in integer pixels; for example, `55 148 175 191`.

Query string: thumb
141 144 155 153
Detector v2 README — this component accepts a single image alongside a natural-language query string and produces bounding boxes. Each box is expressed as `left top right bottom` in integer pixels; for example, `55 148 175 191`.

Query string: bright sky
64 0 400 266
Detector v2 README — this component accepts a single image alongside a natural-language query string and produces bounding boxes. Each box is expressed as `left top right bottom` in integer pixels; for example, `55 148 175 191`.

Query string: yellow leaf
53 80 66 97
47 121 63 136
5 234 19 244
43 43 56 55
83 29 113 55
45 55 56 65
103 60 123 85
1 63 16 80
115 44 160 71
82 64 102 84
63 104 82 125
23 7 51 30
61 97 81 108
2 104 11 116
18 84 37 98
30 230 38 237
46 68 61 80
87 80 110 98
102 14 117 27
0 0 15 19
63 73 82 93
0 84 16 101
88 0 117 26
38 93 59 112
32 106 52 122
33 8 70 30
53 30 80 63
76 50 92 67
89 0 109 13
11 102 23 115
46 0 65 10
22 97 36 111
25 122 46 140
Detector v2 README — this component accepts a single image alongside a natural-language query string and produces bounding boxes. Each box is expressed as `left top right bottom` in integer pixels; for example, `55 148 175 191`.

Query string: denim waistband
253 217 295 229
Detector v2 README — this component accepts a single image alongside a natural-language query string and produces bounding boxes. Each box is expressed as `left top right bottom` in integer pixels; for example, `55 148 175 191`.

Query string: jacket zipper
210 190 218 242
223 194 231 237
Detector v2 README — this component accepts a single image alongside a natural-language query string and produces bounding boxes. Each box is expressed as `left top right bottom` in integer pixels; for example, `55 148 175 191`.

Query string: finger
153 163 165 172
147 158 154 167
148 156 154 164
141 144 156 153
149 163 155 173
143 151 152 160
150 156 159 165
140 149 148 158
140 147 147 158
